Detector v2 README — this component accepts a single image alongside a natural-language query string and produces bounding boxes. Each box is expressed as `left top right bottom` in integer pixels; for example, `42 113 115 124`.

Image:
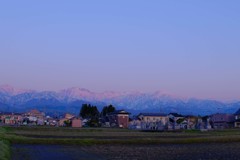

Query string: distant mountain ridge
0 85 239 115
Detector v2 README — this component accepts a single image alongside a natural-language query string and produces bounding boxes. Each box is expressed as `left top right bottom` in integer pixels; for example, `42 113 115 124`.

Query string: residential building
129 116 141 129
72 117 82 128
196 116 212 130
137 113 168 130
107 110 130 128
44 116 57 126
234 109 240 128
210 113 235 129
185 115 198 129
168 113 186 130
24 109 45 119
0 112 23 125
59 113 76 127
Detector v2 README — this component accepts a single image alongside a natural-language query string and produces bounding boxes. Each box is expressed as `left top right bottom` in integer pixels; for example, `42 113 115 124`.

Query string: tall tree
101 104 116 117
79 104 100 127
80 104 88 118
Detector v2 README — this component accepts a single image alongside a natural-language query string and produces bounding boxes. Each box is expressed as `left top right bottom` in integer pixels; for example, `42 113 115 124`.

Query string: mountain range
0 84 240 116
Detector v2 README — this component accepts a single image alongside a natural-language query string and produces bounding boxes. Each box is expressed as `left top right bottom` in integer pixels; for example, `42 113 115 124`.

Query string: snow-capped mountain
0 84 33 96
0 85 240 115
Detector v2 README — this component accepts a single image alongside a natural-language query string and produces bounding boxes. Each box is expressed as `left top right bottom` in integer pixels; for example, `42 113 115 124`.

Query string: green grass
0 127 11 160
4 126 240 160
0 140 10 160
2 126 240 159
2 126 240 146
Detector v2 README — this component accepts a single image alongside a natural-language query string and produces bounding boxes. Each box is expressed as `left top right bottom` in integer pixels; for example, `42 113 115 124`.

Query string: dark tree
80 104 88 118
101 104 116 117
79 104 100 127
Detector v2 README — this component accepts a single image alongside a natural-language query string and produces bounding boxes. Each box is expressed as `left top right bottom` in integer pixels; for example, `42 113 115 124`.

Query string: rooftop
107 110 130 115
169 113 184 117
138 113 167 117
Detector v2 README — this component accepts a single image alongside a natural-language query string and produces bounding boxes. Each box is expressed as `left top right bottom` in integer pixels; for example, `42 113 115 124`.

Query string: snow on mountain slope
59 87 96 101
0 84 33 95
0 85 240 115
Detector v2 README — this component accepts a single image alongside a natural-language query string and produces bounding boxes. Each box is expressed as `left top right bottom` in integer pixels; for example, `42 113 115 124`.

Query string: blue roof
168 113 183 117
107 110 130 115
235 108 240 115
138 113 167 117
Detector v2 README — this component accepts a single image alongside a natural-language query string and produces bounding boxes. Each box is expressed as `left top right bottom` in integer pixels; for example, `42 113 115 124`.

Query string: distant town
1 103 240 131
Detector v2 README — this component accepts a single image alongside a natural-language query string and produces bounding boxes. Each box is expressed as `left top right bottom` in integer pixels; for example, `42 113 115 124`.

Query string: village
1 106 240 131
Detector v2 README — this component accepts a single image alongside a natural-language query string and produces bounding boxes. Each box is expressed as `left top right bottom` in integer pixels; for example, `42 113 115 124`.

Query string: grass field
4 126 240 145
2 126 240 159
0 127 11 160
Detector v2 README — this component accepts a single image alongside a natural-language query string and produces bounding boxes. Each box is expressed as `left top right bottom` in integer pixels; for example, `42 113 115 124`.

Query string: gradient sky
0 1 240 101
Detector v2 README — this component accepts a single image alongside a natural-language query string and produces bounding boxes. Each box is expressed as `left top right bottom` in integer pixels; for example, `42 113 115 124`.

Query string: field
1 126 240 159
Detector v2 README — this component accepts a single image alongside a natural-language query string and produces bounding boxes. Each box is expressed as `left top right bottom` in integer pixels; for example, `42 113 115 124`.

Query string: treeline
79 104 116 127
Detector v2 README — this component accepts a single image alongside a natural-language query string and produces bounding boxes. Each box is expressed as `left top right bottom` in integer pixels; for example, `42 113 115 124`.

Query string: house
202 116 212 130
210 113 235 129
24 109 45 119
44 116 57 126
65 113 75 119
185 115 198 129
234 109 240 128
28 116 38 122
0 112 23 125
107 110 130 128
71 117 82 128
128 116 141 129
0 112 10 124
168 113 186 130
37 118 44 126
195 116 212 130
0 116 2 124
82 118 89 127
59 113 75 127
59 118 68 126
22 109 45 125
137 113 168 130
99 116 110 127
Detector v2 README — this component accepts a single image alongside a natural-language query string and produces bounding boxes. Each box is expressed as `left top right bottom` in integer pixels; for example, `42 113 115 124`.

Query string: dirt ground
11 142 240 160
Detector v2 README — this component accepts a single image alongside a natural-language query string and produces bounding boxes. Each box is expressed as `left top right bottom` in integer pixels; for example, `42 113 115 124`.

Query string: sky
0 1 240 101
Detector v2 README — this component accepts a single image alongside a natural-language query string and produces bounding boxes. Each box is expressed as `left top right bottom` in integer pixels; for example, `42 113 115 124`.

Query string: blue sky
0 1 240 101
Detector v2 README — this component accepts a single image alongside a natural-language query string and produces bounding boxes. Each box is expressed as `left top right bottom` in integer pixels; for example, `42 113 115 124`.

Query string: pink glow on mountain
0 84 33 95
59 87 95 100
59 87 126 101
0 84 191 102
152 90 188 101
95 91 125 100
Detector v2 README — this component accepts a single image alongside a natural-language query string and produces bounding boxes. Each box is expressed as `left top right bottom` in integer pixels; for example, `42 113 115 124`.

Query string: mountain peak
0 84 32 95
65 87 92 92
59 87 94 100
0 85 239 115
